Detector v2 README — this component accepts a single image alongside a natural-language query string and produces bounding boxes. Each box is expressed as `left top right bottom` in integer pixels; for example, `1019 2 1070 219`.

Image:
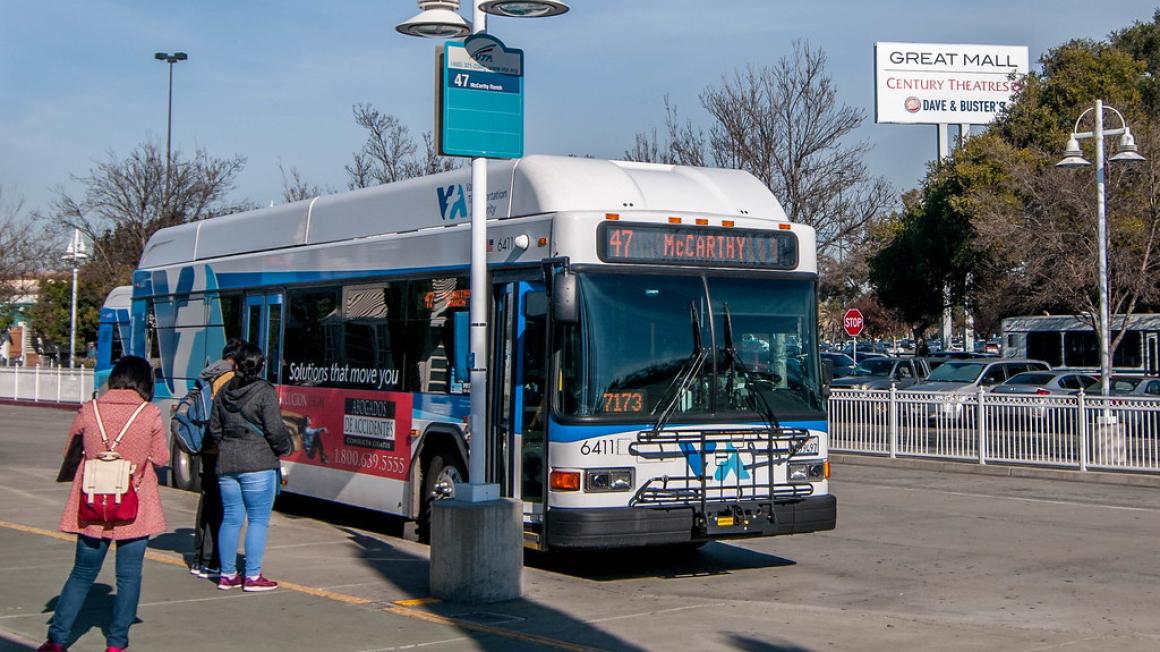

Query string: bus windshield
558 271 823 421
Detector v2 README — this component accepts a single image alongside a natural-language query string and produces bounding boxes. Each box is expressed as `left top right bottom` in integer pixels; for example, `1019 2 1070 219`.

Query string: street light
62 229 88 368
396 0 472 38
1056 100 1146 398
396 0 566 503
153 51 188 185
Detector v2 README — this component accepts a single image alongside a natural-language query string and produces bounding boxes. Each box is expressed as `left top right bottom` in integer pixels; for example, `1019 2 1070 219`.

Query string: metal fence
0 366 94 405
829 388 1160 473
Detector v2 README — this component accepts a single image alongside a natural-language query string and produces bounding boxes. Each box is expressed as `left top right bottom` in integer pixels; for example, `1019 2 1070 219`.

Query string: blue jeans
48 535 149 649
217 469 277 577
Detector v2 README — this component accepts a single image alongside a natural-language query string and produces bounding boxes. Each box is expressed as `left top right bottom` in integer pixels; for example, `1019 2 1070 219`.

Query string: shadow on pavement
41 584 142 649
724 635 814 652
527 542 795 581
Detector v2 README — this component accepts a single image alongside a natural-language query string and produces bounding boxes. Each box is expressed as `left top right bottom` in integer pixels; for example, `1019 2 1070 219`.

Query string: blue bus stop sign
438 34 524 159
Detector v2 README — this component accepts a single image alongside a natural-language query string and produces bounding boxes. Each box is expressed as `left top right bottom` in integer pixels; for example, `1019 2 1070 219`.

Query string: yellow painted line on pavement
0 519 607 652
393 597 441 607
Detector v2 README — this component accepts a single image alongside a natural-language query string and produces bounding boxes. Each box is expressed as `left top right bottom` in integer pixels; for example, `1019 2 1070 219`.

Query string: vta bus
94 285 132 392
1002 313 1160 375
115 155 835 549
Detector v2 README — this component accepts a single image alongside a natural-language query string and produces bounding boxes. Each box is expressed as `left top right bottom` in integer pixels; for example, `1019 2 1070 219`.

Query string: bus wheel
170 440 201 492
416 453 465 544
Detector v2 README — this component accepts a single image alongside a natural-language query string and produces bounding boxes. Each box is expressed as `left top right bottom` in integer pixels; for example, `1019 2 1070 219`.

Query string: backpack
171 377 214 455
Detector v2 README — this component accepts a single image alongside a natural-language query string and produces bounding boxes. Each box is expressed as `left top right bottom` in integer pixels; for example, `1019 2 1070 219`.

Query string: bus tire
416 453 465 544
170 439 201 492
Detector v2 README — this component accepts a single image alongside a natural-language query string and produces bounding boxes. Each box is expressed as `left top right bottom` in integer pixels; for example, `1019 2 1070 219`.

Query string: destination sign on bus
597 222 797 269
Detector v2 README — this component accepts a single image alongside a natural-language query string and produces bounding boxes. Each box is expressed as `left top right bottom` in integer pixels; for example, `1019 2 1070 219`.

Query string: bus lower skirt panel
544 495 836 550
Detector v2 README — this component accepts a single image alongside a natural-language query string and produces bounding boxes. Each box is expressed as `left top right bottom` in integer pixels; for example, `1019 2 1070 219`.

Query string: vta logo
473 46 496 63
680 442 750 482
437 184 468 221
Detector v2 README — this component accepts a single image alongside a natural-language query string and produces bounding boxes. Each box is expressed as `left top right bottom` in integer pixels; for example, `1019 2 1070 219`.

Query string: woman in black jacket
207 343 293 592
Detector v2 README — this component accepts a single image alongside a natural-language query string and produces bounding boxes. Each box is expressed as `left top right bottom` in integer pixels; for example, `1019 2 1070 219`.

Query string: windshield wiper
649 302 709 433
721 303 781 428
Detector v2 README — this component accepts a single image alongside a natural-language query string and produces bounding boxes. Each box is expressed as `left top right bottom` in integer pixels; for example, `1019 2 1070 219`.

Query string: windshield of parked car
1004 372 1054 386
926 361 986 383
850 359 894 377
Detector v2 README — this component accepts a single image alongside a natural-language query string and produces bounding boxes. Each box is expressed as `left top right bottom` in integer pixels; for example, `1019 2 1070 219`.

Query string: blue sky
2 1 1158 222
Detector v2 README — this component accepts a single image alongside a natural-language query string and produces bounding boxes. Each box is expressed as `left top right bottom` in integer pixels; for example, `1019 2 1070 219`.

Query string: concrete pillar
429 498 522 603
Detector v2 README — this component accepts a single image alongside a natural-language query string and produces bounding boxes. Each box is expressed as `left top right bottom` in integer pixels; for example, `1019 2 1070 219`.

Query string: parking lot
2 404 1160 651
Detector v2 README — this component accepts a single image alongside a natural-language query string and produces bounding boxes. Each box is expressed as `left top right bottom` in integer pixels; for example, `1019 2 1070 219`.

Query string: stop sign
843 308 865 337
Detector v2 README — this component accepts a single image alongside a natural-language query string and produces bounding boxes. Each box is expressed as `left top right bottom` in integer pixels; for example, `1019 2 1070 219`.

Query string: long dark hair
234 342 266 384
107 355 155 401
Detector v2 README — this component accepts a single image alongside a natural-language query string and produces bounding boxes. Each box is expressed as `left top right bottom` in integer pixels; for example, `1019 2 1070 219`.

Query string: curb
0 399 81 412
832 452 1160 489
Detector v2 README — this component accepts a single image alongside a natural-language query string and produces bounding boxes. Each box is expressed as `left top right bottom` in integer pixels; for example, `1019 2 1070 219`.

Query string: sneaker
190 564 207 578
217 574 243 590
243 574 278 592
106 647 125 652
36 642 63 652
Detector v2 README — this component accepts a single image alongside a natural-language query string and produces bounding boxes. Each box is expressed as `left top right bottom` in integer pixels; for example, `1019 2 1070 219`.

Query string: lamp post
396 0 567 502
62 229 88 368
1056 100 1146 398
153 51 188 188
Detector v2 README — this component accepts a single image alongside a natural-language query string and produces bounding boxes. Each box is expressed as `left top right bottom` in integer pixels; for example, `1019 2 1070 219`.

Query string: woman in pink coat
38 356 169 652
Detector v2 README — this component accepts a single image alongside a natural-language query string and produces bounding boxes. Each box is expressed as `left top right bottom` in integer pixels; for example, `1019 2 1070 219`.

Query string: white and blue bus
117 155 835 549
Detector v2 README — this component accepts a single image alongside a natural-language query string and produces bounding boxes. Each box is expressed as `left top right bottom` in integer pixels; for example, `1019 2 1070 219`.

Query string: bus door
1146 333 1160 375
490 281 548 532
244 292 284 383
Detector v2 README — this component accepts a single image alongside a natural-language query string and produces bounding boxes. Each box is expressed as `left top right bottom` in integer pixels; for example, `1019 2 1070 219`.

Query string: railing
0 366 94 405
829 387 1160 474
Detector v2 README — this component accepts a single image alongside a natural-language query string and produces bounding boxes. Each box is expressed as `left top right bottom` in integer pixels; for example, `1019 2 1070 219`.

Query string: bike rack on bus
628 425 815 535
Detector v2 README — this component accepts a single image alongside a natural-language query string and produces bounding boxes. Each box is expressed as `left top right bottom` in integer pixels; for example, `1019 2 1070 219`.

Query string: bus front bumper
545 494 837 550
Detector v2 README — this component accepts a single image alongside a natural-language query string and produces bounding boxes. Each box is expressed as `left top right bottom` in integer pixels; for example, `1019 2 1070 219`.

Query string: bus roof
139 155 787 269
102 285 133 310
1002 313 1160 332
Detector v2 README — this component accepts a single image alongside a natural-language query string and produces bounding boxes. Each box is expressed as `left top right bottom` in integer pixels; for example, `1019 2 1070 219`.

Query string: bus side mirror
453 311 469 383
553 272 578 323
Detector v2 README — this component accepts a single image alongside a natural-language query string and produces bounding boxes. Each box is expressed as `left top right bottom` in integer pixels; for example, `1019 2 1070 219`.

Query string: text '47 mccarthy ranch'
874 42 1029 126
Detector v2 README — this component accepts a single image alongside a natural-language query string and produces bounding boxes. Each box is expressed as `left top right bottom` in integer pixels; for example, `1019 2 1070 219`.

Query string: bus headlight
585 468 634 492
788 462 826 482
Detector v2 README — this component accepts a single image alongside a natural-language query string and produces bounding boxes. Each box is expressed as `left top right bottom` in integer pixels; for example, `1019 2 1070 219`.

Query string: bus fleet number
580 439 623 456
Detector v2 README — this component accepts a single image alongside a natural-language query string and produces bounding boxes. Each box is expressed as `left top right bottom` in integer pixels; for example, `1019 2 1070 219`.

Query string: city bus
1002 313 1160 375
117 155 835 549
94 285 132 392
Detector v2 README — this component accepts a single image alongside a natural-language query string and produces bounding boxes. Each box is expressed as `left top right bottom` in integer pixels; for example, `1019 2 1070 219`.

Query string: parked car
910 358 1052 418
990 371 1099 396
821 352 856 378
829 357 931 390
1110 375 1160 397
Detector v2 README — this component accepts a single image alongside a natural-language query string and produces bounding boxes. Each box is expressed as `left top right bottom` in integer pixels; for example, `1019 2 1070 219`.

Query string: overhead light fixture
1055 135 1091 168
1110 127 1146 162
396 0 471 39
479 0 570 18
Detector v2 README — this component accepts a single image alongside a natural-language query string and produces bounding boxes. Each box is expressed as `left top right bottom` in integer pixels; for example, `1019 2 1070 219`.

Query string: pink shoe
106 647 125 652
217 573 243 590
36 643 63 652
243 574 278 592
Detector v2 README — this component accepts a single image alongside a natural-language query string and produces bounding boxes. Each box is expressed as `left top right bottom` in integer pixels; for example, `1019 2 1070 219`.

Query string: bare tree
345 104 460 189
278 160 334 203
0 187 54 329
627 42 894 257
972 118 1160 357
47 142 246 284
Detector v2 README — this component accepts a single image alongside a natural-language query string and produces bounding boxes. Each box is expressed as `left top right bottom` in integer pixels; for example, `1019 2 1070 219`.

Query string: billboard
875 42 1029 125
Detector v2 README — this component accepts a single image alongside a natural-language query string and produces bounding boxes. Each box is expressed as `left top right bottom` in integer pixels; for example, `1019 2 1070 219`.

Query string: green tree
24 274 103 365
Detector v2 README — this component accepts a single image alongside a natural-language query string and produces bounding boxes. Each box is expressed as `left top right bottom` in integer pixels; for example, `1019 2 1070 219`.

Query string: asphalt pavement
1 403 1159 651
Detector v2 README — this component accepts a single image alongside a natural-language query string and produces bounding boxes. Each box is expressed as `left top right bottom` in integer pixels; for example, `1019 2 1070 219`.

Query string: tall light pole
62 229 88 368
1056 100 1145 397
396 0 567 501
396 0 568 603
154 51 188 193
